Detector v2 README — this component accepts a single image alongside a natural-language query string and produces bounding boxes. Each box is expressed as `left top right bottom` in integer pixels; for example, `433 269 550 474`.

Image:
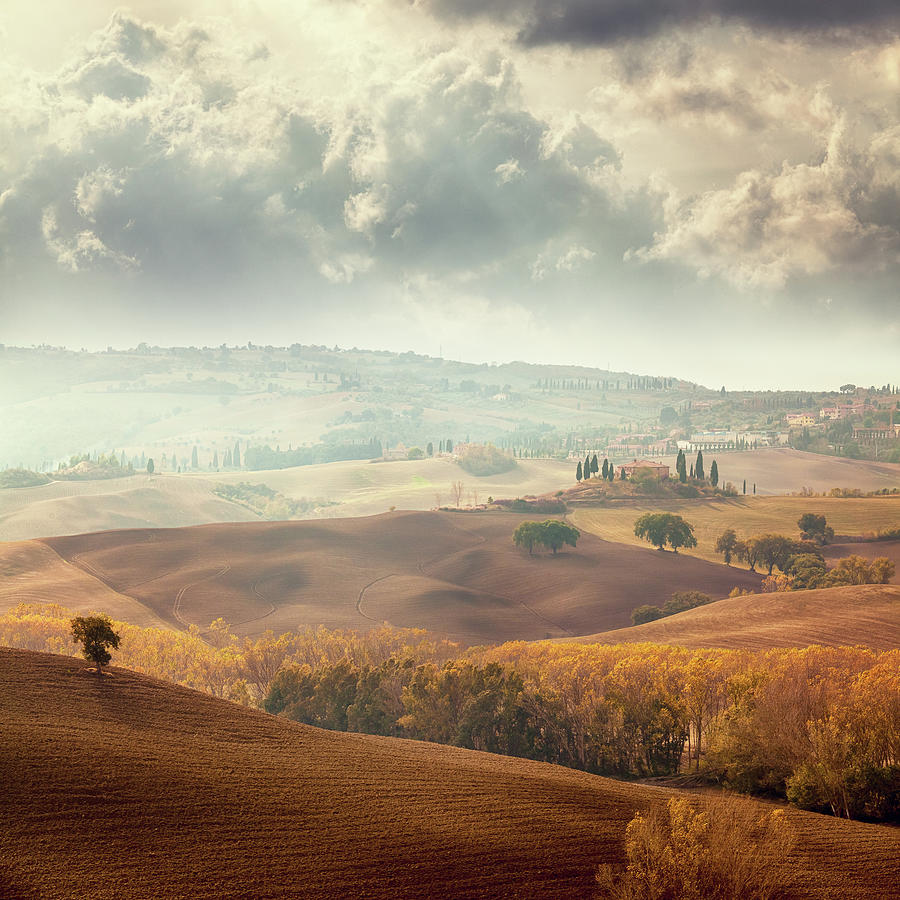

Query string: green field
571 495 900 566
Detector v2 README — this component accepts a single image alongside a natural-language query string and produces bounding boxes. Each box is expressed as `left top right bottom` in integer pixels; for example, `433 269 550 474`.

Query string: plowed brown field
36 512 762 641
578 584 900 650
2 649 899 899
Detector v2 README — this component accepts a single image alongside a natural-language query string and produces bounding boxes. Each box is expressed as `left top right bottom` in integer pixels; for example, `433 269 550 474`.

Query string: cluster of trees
634 513 697 552
715 517 895 589
212 482 329 520
512 520 580 555
456 443 516 476
0 468 51 488
4 604 899 822
576 454 617 483
675 448 719 487
243 437 382 470
632 591 713 626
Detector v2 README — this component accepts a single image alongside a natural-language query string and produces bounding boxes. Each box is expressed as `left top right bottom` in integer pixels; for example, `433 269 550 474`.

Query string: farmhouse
785 413 816 427
618 459 670 480
382 442 408 461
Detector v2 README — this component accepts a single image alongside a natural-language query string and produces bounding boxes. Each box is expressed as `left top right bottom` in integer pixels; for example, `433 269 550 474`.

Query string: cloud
638 122 900 288
421 0 900 46
0 11 653 320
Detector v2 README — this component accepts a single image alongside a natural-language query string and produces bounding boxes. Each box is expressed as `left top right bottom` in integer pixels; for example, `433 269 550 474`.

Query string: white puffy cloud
639 123 900 288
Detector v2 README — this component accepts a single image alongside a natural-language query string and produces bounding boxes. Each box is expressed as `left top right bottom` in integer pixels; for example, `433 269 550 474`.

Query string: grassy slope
572 495 900 570
0 457 573 542
576 584 900 650
35 513 762 641
2 648 899 900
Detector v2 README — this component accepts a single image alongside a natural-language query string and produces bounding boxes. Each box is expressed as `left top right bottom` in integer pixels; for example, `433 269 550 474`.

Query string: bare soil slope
0 540 169 629
2 649 899 900
576 584 900 650
39 513 762 642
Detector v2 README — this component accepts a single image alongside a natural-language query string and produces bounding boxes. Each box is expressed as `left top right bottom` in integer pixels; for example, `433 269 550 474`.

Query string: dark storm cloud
0 12 658 319
422 0 900 45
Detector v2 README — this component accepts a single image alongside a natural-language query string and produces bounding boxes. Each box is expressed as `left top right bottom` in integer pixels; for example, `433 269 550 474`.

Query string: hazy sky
1 1 898 389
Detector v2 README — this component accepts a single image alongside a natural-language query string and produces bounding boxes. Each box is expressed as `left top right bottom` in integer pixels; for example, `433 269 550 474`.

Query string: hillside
572 495 900 570
33 512 762 642
576 584 900 650
3 649 899 900
658 448 900 496
0 458 573 542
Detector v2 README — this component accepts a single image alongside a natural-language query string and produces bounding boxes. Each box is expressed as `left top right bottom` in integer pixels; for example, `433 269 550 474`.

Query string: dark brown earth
38 511 762 642
2 648 899 900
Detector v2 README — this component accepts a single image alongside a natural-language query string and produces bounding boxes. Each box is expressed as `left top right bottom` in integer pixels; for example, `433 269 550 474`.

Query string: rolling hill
2 648 899 900
577 584 900 650
0 457 574 543
572 494 900 572
32 512 762 642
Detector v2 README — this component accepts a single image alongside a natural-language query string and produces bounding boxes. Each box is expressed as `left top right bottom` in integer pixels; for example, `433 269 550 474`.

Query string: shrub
456 443 516 476
632 605 665 625
597 796 794 900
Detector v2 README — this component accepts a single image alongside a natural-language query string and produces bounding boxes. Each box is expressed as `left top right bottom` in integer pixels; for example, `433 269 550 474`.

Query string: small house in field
618 459 670 480
383 442 408 461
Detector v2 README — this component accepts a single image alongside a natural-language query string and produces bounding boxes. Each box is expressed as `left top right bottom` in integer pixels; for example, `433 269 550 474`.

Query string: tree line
4 603 898 823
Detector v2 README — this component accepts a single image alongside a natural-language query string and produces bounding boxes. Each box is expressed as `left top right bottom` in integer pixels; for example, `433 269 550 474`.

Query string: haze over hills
35 513 762 641
3 647 899 900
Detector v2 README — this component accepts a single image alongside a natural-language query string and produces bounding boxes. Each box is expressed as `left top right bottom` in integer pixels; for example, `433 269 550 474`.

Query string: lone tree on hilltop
634 512 697 553
71 615 120 677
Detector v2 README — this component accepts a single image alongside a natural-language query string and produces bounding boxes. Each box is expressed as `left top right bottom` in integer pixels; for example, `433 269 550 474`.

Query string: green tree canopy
633 512 697 553
71 614 120 676
513 520 579 555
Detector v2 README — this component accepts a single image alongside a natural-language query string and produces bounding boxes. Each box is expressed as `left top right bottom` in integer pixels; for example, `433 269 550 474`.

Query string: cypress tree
695 450 704 481
233 441 241 468
743 479 747 494
584 455 591 479
676 449 687 483
591 454 599 476
191 446 199 469
601 458 609 479
576 460 583 481
608 463 615 481
213 450 219 468
710 460 718 487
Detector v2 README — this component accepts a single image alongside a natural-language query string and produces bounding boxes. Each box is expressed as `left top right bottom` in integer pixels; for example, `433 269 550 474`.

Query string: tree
584 454 592 479
513 521 542 555
714 529 742 565
426 442 434 457
710 460 718 488
676 449 687 483
450 480 465 506
632 604 664 625
576 460 583 481
660 406 677 426
591 454 599 477
633 512 697 553
212 450 219 468
744 534 801 575
191 445 199 469
695 450 705 481
539 520 580 554
607 462 615 481
602 458 609 479
146 458 154 474
233 441 241 468
71 615 120 676
513 520 579 555
742 479 747 495
798 513 833 545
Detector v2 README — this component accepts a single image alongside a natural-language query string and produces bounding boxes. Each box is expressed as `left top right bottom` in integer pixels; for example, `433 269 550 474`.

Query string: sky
1 1 898 389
